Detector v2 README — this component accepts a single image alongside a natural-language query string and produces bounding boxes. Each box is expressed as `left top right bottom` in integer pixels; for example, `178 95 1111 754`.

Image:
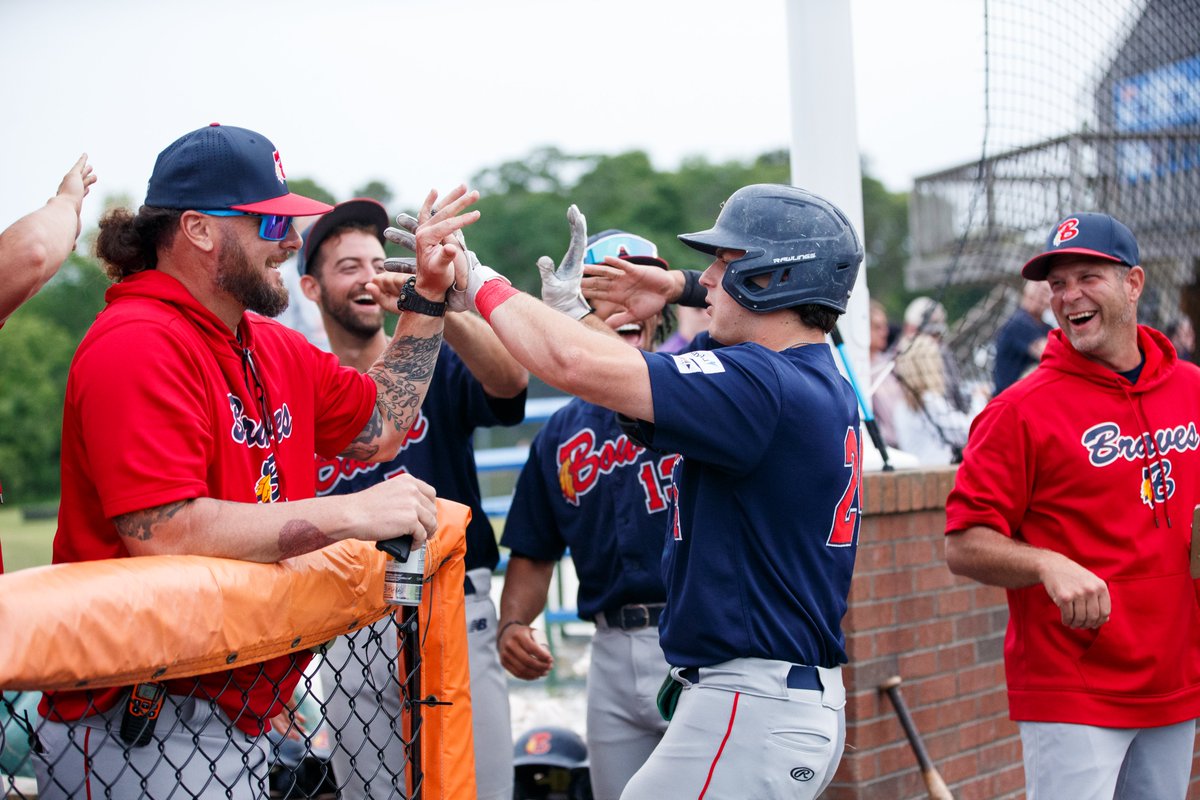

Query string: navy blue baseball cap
145 123 333 216
296 198 389 276
1021 212 1140 280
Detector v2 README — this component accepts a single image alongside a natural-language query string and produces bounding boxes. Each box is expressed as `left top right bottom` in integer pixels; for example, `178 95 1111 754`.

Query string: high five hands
365 186 479 308
537 204 593 320
374 186 506 312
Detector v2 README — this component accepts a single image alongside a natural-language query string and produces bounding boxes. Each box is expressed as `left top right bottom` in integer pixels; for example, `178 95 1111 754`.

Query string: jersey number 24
827 427 861 547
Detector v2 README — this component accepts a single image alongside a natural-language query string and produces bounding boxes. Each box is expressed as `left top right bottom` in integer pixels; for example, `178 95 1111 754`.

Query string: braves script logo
228 395 293 448
315 412 428 494
557 428 644 507
272 150 286 183
1081 421 1199 506
1053 217 1080 246
255 454 280 503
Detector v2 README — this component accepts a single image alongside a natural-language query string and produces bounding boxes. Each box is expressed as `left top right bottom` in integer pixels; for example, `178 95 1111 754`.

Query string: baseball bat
879 675 954 800
831 326 894 471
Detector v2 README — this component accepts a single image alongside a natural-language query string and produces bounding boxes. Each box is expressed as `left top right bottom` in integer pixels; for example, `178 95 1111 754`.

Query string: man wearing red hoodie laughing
34 124 470 800
945 212 1200 800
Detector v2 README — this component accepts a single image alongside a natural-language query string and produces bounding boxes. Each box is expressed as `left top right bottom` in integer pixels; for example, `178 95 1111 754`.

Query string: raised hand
537 204 593 320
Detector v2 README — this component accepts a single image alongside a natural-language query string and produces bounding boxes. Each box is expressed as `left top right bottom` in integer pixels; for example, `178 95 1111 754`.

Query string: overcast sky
0 0 986 230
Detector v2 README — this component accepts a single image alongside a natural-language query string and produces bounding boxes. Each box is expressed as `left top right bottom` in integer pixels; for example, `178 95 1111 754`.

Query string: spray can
377 535 425 606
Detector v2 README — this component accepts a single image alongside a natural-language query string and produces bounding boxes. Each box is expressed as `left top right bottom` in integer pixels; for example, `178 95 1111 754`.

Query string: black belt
601 603 664 630
679 665 823 691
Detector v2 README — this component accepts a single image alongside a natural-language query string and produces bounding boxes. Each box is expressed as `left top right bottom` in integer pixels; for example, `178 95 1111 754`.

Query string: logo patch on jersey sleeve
670 351 725 374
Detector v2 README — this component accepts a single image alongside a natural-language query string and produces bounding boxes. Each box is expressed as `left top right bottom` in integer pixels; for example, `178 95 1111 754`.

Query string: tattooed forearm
278 519 336 559
366 332 442 435
340 408 383 459
114 500 190 542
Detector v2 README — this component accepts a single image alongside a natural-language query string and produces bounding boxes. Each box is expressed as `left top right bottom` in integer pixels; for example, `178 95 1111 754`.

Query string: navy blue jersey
636 342 861 669
316 344 526 571
993 308 1051 394
501 398 675 620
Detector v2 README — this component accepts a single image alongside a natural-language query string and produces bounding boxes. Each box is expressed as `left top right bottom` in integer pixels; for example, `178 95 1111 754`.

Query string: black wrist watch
396 276 447 317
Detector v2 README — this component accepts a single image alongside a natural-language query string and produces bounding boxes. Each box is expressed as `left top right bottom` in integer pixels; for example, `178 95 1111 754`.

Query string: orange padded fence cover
417 502 476 800
0 499 477 798
0 499 468 684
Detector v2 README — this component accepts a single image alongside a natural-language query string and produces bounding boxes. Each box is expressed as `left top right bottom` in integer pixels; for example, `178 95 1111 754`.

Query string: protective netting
906 0 1200 407
1 610 423 799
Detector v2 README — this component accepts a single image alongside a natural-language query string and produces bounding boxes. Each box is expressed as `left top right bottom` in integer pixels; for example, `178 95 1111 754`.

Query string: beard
321 288 384 339
216 235 289 318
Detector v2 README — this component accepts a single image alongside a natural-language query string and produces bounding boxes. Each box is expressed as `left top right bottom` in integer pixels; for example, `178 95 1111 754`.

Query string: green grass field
0 505 56 572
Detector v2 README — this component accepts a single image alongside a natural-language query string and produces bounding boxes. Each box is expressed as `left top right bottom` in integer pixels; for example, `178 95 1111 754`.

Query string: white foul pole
785 0 873 415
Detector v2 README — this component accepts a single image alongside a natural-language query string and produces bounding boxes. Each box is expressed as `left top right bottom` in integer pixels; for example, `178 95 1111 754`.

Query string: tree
352 180 394 207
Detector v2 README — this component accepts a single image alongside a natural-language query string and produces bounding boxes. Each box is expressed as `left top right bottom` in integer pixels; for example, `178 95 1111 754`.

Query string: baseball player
388 183 864 800
33 126 469 799
945 213 1200 798
297 199 528 800
499 229 678 800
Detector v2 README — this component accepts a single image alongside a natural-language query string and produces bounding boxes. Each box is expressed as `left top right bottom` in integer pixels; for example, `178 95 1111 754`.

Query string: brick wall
822 466 1023 799
825 466 1200 799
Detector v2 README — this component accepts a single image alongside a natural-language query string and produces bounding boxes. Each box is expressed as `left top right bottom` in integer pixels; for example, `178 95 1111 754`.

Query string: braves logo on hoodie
1081 420 1199 507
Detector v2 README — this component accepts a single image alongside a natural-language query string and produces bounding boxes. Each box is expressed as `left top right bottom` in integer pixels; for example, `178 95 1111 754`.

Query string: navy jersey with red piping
44 270 376 734
315 343 525 572
501 398 673 619
632 342 861 669
946 325 1200 727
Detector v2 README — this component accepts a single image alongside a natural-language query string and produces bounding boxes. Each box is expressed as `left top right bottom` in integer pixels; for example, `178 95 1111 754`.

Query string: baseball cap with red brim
1021 212 1139 280
144 123 332 217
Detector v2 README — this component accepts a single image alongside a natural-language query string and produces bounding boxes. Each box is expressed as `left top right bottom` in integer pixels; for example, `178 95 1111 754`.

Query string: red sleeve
74 321 216 519
944 399 1036 538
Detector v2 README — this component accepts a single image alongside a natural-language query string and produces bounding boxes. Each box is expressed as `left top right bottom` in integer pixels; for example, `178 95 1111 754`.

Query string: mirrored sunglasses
584 232 658 264
198 210 294 241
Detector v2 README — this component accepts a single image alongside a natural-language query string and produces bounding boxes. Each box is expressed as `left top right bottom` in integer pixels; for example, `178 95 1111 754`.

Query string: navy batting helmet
678 184 863 314
512 726 593 800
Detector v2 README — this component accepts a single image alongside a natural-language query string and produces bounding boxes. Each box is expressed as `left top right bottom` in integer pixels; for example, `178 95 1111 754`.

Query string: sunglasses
584 232 658 265
198 210 294 241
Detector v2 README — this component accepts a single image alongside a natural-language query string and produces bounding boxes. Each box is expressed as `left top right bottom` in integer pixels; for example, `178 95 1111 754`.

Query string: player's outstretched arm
945 526 1111 629
497 555 556 680
0 154 97 325
437 195 654 420
113 473 439 563
443 311 529 398
353 187 480 461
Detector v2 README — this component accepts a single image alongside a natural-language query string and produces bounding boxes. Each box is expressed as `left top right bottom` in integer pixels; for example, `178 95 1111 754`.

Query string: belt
679 665 823 691
601 603 665 630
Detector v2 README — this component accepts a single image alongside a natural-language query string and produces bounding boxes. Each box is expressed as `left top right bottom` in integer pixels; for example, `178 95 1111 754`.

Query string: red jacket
946 325 1200 726
43 270 376 734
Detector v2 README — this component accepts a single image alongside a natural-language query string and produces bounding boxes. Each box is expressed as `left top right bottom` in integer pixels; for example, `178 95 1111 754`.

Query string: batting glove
538 204 592 320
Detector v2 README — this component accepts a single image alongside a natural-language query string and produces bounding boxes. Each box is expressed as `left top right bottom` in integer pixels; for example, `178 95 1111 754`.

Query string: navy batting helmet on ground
678 184 863 314
512 726 593 800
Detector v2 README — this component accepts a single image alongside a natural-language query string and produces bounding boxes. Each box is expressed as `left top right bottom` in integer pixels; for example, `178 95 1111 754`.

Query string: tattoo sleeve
114 500 190 542
340 408 383 460
365 331 441 438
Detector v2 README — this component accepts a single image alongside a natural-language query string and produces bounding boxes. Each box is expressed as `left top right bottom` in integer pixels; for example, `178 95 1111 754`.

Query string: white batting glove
538 204 592 320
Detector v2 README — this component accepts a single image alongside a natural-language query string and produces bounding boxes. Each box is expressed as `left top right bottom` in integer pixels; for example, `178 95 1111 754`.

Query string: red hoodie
42 270 376 735
946 325 1200 727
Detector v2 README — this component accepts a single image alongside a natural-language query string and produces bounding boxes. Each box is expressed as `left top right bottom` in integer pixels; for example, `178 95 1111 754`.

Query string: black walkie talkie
119 682 166 747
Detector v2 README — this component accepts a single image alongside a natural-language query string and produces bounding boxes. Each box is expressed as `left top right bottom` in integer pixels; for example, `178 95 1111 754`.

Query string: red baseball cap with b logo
1020 212 1140 280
